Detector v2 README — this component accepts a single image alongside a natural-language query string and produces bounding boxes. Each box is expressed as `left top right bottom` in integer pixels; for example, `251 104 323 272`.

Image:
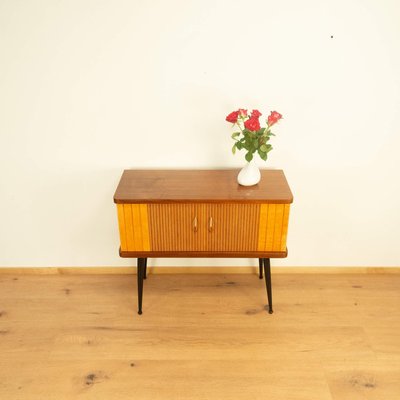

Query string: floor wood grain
0 272 399 399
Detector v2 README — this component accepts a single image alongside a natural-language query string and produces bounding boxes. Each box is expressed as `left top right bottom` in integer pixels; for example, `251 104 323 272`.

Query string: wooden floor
0 271 399 399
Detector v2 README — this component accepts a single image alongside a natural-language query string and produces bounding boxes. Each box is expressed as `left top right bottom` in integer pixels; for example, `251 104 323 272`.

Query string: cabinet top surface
114 169 293 204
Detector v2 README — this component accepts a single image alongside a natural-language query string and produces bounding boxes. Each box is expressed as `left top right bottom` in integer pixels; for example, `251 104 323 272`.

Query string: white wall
1 0 399 267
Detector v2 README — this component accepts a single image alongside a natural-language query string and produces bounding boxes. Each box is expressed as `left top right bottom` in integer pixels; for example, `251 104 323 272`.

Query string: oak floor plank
0 273 399 399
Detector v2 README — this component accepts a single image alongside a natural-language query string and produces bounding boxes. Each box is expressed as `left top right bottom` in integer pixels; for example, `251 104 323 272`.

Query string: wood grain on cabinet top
114 169 293 204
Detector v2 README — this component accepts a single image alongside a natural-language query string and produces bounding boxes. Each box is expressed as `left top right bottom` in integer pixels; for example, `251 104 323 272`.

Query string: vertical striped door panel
205 204 260 252
148 204 260 252
148 204 206 252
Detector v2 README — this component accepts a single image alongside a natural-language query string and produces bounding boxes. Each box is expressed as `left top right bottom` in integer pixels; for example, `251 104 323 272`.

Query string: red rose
251 109 262 118
267 111 282 126
238 108 248 117
226 111 239 123
244 117 261 131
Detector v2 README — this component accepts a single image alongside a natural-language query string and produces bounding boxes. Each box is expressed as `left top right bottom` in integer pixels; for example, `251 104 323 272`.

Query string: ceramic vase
237 160 261 186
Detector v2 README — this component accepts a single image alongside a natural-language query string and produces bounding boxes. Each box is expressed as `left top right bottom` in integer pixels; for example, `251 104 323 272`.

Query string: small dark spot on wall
0 311 5 317
331 35 333 38
0 330 9 335
13 278 18 281
18 386 22 390
245 309 259 315
354 302 358 306
64 288 71 295
352 285 362 289
226 281 236 285
130 363 135 367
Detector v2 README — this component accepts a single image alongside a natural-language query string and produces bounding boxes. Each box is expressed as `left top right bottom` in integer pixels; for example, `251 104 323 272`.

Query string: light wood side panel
123 204 135 250
258 204 290 252
131 204 142 250
265 204 276 251
117 204 128 251
258 204 269 251
273 204 285 251
139 204 151 251
280 204 291 252
117 204 150 251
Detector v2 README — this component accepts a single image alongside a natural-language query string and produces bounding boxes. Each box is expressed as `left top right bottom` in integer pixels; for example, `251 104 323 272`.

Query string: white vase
237 160 261 186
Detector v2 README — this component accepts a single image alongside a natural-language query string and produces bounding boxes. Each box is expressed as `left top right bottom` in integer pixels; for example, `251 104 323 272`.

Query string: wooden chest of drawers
114 169 293 314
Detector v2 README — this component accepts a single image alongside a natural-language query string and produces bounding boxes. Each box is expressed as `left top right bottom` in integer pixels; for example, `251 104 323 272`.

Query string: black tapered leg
258 258 263 279
263 258 273 314
137 258 145 315
144 258 147 279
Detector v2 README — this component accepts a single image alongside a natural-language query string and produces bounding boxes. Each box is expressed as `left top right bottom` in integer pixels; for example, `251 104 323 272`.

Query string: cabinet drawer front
148 204 260 252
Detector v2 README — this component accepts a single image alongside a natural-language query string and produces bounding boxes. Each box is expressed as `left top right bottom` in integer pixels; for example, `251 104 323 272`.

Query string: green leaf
258 149 268 161
231 132 240 139
232 144 236 154
236 142 243 150
245 152 253 162
260 144 268 152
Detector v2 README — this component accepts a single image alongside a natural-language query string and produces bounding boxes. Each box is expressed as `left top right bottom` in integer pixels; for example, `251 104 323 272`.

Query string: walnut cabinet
114 169 293 314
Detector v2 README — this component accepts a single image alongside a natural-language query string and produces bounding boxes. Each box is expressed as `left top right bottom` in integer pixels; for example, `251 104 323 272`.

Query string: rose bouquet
226 108 282 162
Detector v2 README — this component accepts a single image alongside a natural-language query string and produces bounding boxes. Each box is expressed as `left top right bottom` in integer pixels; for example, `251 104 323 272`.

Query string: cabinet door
148 204 207 251
148 203 260 252
205 204 260 252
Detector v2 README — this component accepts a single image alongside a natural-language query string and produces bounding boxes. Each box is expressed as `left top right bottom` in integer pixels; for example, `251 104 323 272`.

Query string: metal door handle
208 216 213 232
193 216 198 232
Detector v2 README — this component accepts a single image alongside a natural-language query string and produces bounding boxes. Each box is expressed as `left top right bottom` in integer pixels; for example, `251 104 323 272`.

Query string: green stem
236 120 244 134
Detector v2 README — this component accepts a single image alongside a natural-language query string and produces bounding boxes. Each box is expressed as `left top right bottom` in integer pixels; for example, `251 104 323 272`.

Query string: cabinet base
121 249 288 258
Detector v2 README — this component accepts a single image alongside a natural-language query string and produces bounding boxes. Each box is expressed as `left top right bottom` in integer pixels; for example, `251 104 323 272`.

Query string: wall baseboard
0 266 399 275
